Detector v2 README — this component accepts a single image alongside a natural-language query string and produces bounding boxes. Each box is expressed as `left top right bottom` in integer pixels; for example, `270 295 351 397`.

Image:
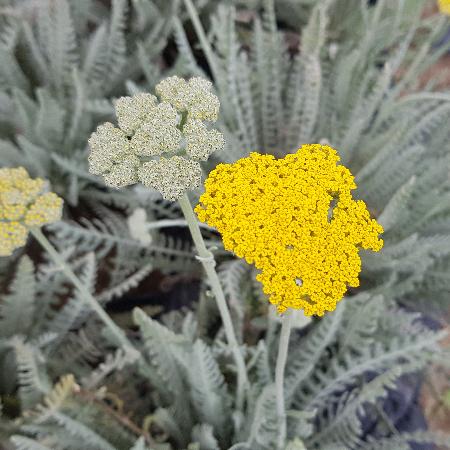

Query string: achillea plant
1 1 449 450
196 145 384 316
88 76 248 411
0 167 62 256
196 143 384 448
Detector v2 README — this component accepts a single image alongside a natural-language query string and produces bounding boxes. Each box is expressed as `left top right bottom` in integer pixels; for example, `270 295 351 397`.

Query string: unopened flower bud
0 222 28 256
155 76 220 122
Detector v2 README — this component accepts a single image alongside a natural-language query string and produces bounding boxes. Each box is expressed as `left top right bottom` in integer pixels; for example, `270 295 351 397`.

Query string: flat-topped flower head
195 144 384 316
0 167 63 256
138 156 202 201
438 0 450 14
88 76 223 198
156 76 220 122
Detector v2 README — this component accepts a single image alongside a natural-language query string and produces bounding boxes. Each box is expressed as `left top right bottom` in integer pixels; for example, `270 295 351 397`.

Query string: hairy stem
275 309 293 450
30 227 135 353
178 193 249 411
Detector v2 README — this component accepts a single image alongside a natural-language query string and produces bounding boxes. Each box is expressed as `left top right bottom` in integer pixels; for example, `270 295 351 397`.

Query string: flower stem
30 227 135 353
178 193 249 411
275 309 293 450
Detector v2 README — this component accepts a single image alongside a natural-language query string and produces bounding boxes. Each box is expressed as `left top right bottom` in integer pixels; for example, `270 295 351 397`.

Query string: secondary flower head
195 145 384 316
0 167 63 256
87 76 224 200
438 0 450 14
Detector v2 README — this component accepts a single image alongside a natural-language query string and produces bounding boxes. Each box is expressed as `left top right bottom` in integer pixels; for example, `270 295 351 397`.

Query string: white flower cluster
184 118 225 161
139 156 202 201
156 76 220 122
87 76 224 200
130 102 181 157
88 122 140 189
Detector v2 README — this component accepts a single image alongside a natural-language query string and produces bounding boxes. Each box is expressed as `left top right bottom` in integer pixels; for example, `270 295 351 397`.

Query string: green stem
30 227 135 353
275 309 293 450
178 193 249 411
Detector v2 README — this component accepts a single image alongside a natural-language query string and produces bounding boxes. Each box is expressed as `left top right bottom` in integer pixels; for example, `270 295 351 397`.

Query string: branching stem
178 193 249 411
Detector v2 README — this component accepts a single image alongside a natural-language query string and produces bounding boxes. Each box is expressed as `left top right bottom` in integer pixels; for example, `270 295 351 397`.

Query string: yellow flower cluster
438 0 450 14
0 167 63 256
195 145 384 316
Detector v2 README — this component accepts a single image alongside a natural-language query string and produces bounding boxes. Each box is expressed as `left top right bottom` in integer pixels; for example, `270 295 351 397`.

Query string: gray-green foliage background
0 0 449 449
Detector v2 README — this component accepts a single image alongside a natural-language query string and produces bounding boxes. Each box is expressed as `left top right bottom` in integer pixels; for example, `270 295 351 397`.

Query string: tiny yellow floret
195 145 384 316
0 167 63 256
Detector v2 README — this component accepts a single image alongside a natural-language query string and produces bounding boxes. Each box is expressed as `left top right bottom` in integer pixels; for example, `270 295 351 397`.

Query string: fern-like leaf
0 256 36 338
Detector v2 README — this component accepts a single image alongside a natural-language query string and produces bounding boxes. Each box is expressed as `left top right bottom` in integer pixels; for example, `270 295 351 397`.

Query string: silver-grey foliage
1 0 449 449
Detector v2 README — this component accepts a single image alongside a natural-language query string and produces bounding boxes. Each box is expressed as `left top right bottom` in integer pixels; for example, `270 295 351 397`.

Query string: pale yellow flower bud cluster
88 76 224 200
88 123 140 188
0 167 63 256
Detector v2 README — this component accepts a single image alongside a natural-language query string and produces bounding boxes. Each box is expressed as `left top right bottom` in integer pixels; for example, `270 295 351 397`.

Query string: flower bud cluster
88 76 224 200
0 167 63 256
